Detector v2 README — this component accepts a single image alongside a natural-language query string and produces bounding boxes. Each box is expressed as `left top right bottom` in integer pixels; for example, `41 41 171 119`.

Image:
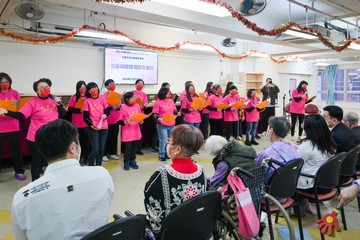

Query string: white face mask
73 142 81 162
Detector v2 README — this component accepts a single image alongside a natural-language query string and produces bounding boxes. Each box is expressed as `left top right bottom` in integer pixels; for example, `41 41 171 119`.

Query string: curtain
325 65 337 105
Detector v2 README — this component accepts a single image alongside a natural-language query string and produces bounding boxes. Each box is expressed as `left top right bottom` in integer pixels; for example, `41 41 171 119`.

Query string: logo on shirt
22 181 51 198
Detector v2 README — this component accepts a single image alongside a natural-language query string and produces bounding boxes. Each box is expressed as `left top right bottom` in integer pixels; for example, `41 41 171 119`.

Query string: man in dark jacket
323 105 355 153
260 78 280 133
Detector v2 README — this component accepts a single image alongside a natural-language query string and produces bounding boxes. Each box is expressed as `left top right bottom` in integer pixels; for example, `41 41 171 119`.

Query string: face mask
251 93 256 98
1 83 10 91
210 86 214 92
79 88 86 95
216 89 222 95
90 89 99 98
189 89 195 95
230 91 237 96
39 88 51 98
302 84 307 90
166 144 171 159
136 84 143 91
129 99 136 105
266 129 272 142
167 93 172 99
73 142 81 162
108 85 116 91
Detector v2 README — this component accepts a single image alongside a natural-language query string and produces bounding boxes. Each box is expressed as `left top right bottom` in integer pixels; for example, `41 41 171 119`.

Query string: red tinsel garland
95 0 357 52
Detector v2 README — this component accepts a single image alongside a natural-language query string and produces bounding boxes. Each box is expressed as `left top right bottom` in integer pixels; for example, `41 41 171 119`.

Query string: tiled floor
1 136 359 240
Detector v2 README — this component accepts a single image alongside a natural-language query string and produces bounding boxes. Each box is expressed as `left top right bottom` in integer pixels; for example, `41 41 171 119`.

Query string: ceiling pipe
287 0 358 28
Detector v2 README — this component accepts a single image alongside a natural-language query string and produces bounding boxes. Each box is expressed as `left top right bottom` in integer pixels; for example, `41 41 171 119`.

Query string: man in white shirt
11 119 114 240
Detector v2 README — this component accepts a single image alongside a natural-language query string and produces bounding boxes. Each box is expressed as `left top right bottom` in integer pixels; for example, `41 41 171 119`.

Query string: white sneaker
291 136 296 141
110 155 120 160
102 156 109 162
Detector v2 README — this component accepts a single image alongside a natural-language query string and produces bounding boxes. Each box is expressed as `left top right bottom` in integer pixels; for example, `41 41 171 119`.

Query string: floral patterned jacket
144 163 207 231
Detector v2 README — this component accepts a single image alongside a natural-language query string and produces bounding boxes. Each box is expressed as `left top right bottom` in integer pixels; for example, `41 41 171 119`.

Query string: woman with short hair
144 124 207 231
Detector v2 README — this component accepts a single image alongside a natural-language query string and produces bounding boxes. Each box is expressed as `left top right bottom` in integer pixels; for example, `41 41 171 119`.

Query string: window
316 68 360 102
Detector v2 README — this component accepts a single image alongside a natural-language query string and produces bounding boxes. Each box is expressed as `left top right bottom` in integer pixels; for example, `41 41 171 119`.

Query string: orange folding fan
257 100 269 109
74 98 85 109
230 101 245 109
215 103 229 110
190 97 205 108
0 100 17 111
107 91 122 105
131 112 153 123
17 97 32 111
162 114 176 124
199 93 206 99
135 97 144 106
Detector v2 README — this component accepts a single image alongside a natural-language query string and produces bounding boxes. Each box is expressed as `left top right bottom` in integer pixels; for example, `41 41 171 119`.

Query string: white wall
0 39 232 96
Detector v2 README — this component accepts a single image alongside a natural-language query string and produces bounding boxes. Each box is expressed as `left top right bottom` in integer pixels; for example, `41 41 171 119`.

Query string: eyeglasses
0 81 9 85
38 85 50 91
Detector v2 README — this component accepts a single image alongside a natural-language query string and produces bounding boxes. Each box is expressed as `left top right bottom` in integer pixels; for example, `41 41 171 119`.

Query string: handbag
227 173 260 239
217 184 239 226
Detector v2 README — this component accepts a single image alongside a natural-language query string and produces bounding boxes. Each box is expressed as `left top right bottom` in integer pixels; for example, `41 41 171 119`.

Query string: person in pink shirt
0 72 26 181
131 79 148 155
289 81 310 141
153 87 178 161
102 79 121 161
206 84 224 136
200 81 213 140
67 80 89 165
83 82 111 166
179 81 193 102
244 89 259 146
118 91 141 170
223 85 241 140
181 84 201 128
0 78 67 181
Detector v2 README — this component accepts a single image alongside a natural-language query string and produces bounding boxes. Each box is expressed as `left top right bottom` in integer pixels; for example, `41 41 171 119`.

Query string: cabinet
226 72 264 97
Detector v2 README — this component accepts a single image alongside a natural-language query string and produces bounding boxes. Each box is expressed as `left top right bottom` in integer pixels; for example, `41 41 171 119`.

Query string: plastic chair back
305 104 319 114
159 191 221 240
80 216 146 240
316 152 347 189
267 158 304 199
340 144 360 177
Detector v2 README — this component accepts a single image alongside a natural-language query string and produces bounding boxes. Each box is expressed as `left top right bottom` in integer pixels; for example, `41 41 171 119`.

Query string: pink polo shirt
223 95 240 122
290 89 308 114
131 90 148 113
83 96 109 130
181 96 201 123
0 89 20 133
19 96 59 142
208 95 223 119
244 98 259 122
68 95 87 128
152 98 177 127
119 104 142 142
102 92 121 124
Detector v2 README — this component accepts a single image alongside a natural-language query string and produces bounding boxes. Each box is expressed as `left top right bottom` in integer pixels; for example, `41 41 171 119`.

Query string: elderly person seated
205 135 257 189
144 124 207 232
256 116 301 184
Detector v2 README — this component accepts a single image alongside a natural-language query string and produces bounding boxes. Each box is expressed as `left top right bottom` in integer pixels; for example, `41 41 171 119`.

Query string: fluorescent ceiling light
152 0 231 17
180 43 214 52
284 28 318 39
76 30 131 42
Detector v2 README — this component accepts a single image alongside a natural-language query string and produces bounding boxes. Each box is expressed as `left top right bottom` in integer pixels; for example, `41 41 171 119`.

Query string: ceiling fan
237 0 267 16
15 0 45 21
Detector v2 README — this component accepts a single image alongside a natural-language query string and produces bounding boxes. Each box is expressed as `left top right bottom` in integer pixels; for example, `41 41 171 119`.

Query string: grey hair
268 116 291 138
344 111 358 126
204 135 228 156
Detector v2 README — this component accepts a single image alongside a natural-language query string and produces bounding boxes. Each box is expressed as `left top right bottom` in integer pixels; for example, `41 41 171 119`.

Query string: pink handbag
227 173 260 239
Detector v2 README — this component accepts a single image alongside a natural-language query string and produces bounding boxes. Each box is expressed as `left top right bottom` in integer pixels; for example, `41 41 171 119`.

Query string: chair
261 158 304 240
338 144 360 212
297 152 347 240
80 215 146 240
305 104 320 114
158 190 221 240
